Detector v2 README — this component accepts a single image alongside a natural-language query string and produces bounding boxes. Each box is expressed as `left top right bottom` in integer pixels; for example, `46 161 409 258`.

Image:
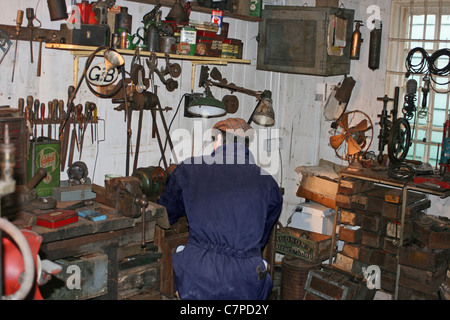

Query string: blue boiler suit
158 142 283 300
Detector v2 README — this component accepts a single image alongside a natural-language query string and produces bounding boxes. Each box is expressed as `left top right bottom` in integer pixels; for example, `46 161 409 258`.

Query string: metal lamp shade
103 49 125 77
252 97 275 126
187 92 227 118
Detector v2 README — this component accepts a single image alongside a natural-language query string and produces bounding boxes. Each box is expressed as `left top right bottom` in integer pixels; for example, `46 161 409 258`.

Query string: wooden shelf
124 0 262 22
45 43 251 65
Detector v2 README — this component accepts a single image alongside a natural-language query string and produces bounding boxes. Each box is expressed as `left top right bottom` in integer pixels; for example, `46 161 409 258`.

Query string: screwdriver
48 101 53 139
89 103 95 144
33 98 39 139
41 102 45 138
12 10 24 82
26 8 34 64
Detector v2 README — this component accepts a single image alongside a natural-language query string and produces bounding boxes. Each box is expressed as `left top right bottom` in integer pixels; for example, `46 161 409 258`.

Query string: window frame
387 0 450 166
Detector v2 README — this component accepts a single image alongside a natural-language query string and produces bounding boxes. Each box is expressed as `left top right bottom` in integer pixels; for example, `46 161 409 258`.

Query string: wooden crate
340 209 362 226
334 253 368 275
350 186 392 214
296 174 338 209
338 178 374 195
304 268 373 300
361 214 387 232
339 225 362 243
399 244 450 272
383 237 399 254
359 246 384 266
362 230 385 249
382 199 430 220
413 215 450 249
335 193 351 209
341 242 362 260
399 264 447 294
275 226 332 262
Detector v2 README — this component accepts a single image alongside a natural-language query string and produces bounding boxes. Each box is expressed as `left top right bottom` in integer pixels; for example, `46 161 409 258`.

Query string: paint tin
180 28 196 55
211 9 223 35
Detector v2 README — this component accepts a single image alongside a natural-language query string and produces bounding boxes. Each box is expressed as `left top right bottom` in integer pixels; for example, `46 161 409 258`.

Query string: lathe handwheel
388 118 411 165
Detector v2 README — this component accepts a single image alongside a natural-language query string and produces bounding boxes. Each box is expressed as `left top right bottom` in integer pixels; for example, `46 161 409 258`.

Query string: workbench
33 199 171 299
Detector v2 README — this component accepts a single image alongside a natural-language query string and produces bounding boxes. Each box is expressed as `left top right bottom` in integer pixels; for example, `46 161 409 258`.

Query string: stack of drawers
333 176 449 299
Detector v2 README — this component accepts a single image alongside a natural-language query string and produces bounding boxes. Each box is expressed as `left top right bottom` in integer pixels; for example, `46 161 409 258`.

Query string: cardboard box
275 226 332 262
288 201 335 235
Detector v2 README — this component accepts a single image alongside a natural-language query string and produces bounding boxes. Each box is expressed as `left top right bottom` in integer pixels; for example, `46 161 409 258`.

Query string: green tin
27 139 61 197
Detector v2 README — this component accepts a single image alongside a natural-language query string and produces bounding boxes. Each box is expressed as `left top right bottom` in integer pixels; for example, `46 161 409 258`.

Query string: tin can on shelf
211 9 223 35
120 30 128 49
180 27 196 55
111 33 120 48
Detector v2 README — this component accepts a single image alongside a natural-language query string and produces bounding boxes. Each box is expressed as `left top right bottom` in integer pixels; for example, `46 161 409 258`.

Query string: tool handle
58 100 65 120
16 10 24 29
76 104 83 122
26 95 33 108
33 99 40 120
40 103 45 121
18 98 24 115
48 101 52 118
53 100 59 120
26 8 34 26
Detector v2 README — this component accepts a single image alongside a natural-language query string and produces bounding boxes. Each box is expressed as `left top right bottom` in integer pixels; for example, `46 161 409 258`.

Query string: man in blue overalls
158 118 283 300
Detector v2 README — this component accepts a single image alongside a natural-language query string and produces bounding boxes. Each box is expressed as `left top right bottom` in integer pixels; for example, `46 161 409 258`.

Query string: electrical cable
388 162 416 181
405 47 429 76
428 48 450 91
405 47 450 93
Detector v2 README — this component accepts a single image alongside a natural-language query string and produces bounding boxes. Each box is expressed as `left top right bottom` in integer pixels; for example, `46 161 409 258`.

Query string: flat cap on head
213 118 254 137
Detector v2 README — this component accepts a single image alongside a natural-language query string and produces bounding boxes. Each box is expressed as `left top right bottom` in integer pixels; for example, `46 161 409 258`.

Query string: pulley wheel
388 118 411 165
222 95 239 114
169 63 182 78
